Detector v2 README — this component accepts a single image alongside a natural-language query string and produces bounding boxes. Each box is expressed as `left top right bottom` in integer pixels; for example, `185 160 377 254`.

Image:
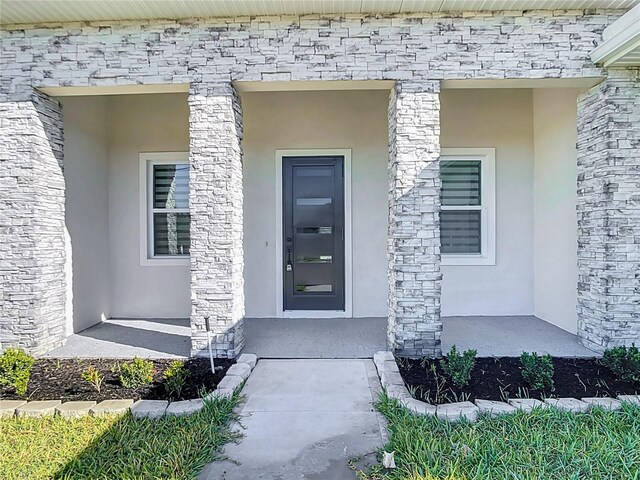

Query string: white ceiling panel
0 0 637 25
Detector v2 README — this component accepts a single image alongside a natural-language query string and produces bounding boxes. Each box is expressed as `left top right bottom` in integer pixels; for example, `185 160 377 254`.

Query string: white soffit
591 3 640 67
0 0 637 25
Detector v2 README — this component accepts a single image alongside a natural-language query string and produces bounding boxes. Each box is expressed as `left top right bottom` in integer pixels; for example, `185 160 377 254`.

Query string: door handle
286 244 293 272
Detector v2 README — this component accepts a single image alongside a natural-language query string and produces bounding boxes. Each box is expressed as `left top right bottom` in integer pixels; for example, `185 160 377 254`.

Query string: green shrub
601 344 640 384
440 345 477 388
0 348 35 396
520 351 554 391
164 360 188 398
81 365 104 393
118 357 156 389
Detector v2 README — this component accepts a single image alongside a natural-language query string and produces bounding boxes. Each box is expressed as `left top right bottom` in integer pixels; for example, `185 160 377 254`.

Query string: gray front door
283 156 345 311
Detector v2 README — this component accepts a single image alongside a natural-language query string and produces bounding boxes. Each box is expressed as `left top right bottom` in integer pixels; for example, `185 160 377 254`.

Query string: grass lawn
368 395 640 480
0 396 239 480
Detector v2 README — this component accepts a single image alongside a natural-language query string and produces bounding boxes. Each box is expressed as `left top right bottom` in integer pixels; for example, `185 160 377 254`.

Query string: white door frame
275 149 353 318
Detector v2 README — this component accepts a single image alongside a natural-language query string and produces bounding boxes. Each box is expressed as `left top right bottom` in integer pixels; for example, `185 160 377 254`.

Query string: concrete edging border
373 351 640 422
0 353 259 420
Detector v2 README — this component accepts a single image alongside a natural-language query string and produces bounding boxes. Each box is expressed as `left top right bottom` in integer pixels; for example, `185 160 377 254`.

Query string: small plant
601 344 640 384
0 348 35 396
164 360 188 398
440 345 477 389
118 357 156 389
429 363 448 404
81 365 104 393
520 352 554 391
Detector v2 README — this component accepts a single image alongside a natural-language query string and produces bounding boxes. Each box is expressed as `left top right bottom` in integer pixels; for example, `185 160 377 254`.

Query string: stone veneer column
576 68 640 352
188 83 245 358
0 89 66 354
387 81 442 358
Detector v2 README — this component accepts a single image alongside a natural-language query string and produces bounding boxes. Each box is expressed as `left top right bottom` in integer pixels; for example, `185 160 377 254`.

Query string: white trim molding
139 152 190 267
591 4 640 67
274 149 353 318
440 147 496 267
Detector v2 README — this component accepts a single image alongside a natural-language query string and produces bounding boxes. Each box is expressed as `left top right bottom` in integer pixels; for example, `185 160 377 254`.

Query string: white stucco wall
533 89 579 333
108 93 191 318
62 96 111 333
242 90 390 318
62 88 576 325
440 89 535 316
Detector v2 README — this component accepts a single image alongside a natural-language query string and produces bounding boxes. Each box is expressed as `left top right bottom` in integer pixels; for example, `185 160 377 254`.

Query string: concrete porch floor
44 315 598 359
44 318 191 358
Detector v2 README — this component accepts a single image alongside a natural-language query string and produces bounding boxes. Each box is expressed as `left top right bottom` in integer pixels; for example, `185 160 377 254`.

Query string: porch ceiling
0 0 636 25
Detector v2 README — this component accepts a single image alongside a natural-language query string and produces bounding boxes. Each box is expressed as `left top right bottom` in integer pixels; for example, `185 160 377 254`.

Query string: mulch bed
397 357 640 405
0 358 234 402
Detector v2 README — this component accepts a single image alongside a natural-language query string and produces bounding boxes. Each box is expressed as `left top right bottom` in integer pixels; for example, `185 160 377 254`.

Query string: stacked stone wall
388 82 442 357
0 90 66 354
189 84 245 358
576 68 640 352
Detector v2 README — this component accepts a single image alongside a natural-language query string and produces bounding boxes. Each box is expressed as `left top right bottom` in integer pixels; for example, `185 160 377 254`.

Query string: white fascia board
591 4 640 67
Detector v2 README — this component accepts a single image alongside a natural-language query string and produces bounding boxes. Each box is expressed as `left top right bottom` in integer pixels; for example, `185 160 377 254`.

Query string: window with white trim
440 148 496 266
139 152 190 266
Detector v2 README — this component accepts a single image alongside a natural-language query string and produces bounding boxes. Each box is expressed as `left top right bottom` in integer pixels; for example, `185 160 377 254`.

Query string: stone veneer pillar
0 89 67 354
387 81 442 358
188 83 245 358
576 68 640 352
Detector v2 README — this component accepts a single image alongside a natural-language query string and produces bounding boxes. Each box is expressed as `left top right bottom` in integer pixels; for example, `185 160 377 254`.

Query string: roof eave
591 4 640 68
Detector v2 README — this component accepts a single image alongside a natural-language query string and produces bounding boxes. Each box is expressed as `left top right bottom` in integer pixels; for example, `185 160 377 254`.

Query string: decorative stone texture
380 369 405 388
387 82 442 358
130 400 168 419
386 384 412 402
576 68 640 353
618 394 640 405
90 399 133 416
166 399 204 416
217 374 244 392
0 11 617 99
189 84 245 359
226 362 252 380
15 400 61 418
0 400 26 417
0 89 66 355
56 401 97 419
373 351 394 369
237 353 258 370
206 388 234 400
545 398 589 413
582 397 622 410
402 398 436 416
475 399 517 417
508 398 547 412
436 401 478 422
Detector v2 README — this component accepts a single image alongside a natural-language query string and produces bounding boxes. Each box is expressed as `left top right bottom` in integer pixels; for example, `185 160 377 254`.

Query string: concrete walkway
199 359 386 480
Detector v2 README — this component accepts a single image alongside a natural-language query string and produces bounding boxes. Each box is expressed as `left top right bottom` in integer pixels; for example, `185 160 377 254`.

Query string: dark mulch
397 356 640 405
0 358 234 402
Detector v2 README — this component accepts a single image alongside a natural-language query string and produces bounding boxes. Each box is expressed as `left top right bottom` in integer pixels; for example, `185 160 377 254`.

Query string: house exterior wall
243 89 389 318
108 94 191 319
533 88 580 334
1 10 637 357
0 91 66 354
61 96 110 333
440 89 535 317
576 68 640 352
